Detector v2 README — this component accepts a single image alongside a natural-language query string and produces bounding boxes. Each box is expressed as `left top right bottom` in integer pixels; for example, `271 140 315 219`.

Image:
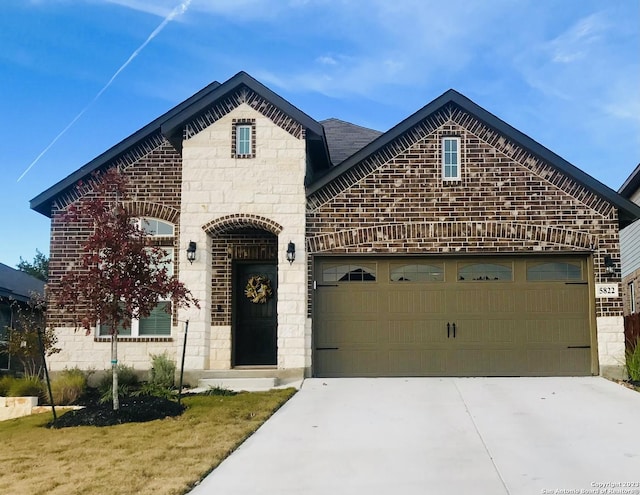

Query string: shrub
0 375 16 396
149 352 176 389
50 368 88 405
7 375 44 398
136 382 176 400
626 337 640 382
98 365 139 404
204 385 238 397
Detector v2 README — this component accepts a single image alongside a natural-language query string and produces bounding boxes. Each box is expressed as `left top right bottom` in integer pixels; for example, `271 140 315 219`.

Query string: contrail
17 0 192 182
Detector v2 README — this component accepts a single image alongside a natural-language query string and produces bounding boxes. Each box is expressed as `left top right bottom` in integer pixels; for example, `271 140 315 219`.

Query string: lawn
0 389 296 495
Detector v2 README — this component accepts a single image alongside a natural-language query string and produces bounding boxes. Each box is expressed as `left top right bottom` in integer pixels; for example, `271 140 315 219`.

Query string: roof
320 118 383 165
31 71 332 217
618 163 640 200
308 89 640 229
0 263 45 303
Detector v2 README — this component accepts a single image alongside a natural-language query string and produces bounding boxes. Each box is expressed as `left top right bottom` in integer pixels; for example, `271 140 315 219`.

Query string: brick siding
47 139 183 328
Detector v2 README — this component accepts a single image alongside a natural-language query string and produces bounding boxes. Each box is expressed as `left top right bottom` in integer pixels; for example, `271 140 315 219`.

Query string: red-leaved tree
57 168 199 410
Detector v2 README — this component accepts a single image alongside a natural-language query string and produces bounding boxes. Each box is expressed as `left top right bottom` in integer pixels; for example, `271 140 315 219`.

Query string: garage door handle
447 322 450 338
316 347 339 351
453 323 456 338
567 345 590 349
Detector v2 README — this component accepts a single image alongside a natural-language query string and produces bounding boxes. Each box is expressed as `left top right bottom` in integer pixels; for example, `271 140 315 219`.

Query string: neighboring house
619 163 640 316
0 263 45 371
31 71 640 382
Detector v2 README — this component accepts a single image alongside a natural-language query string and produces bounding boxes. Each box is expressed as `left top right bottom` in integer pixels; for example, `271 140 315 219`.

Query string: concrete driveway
189 378 640 495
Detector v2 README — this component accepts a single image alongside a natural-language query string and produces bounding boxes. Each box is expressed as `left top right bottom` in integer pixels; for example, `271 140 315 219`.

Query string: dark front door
234 263 277 366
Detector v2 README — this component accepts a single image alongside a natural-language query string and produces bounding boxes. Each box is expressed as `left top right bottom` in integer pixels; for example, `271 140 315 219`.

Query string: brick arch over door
203 214 283 236
205 214 280 326
306 220 597 253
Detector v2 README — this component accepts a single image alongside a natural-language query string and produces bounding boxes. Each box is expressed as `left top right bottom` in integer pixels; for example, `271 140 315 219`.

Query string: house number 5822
595 283 618 298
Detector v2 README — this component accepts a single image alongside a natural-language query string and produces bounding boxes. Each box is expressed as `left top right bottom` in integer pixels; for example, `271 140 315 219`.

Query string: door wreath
245 275 273 304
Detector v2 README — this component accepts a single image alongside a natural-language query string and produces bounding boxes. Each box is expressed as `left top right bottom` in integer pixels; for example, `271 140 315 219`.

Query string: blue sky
1 0 638 268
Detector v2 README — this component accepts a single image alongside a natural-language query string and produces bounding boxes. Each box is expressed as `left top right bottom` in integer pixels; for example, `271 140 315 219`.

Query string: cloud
548 13 608 63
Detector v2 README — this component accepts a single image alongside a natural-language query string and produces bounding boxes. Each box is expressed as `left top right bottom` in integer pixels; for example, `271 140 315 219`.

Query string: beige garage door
314 256 593 377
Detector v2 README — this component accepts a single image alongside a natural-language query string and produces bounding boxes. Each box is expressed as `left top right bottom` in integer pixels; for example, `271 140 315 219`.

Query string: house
619 163 640 318
0 263 45 371
31 71 640 382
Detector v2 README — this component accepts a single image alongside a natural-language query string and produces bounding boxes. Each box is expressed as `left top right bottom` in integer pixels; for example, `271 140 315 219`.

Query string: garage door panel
387 289 446 313
316 319 380 346
387 320 449 344
315 349 381 377
454 319 519 344
317 290 380 315
454 288 515 314
388 350 447 375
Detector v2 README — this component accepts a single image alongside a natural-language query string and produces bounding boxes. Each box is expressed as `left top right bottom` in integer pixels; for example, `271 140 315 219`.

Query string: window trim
442 136 461 181
232 119 256 158
630 282 636 314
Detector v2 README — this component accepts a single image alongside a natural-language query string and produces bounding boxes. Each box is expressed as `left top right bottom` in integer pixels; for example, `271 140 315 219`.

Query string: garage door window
526 261 582 281
322 264 376 282
458 262 512 281
390 263 444 282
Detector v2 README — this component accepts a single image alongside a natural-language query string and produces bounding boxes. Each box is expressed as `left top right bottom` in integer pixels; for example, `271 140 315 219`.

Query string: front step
198 377 278 392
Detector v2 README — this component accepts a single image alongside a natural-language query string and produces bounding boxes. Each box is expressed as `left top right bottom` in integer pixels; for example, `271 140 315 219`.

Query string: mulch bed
49 395 185 428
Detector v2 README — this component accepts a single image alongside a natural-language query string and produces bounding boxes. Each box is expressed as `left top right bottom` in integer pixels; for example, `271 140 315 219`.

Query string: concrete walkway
188 377 640 495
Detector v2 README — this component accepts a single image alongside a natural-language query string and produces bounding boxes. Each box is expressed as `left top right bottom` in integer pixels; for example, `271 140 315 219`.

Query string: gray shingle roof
0 263 45 303
321 118 383 166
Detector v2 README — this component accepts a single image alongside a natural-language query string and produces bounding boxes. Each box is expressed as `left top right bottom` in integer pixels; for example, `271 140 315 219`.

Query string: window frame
442 136 461 181
630 282 636 314
457 261 513 282
96 220 175 337
389 262 445 282
232 119 256 158
321 263 377 283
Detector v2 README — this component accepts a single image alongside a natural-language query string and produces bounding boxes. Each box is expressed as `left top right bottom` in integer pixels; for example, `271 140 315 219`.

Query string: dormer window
232 119 256 158
442 137 461 181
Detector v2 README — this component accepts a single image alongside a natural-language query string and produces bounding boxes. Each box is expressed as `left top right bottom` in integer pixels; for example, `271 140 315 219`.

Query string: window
322 264 377 282
390 263 444 282
442 137 461 181
630 282 636 314
458 262 512 281
237 125 251 155
98 217 175 337
137 217 174 237
526 262 582 281
232 119 256 158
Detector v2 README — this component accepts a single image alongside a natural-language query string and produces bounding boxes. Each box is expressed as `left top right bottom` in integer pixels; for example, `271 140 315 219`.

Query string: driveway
189 377 640 495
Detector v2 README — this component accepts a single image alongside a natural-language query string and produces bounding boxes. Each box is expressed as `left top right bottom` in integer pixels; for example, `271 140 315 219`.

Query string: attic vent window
232 119 256 158
442 136 461 181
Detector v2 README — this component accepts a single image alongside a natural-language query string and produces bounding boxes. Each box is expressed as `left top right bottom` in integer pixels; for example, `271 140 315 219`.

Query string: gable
31 71 331 217
307 90 640 229
306 112 614 254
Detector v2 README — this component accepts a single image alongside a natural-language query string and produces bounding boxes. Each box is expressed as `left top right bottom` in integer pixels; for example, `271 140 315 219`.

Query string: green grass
0 388 296 495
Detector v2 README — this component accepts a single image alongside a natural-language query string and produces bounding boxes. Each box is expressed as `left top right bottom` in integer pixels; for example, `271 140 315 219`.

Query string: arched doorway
205 215 282 367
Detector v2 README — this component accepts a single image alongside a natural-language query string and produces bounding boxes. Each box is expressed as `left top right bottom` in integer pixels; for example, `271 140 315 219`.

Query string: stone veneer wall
46 138 184 371
306 105 625 377
178 100 308 372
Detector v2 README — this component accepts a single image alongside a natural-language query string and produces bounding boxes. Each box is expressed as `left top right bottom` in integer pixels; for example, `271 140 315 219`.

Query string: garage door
314 256 593 377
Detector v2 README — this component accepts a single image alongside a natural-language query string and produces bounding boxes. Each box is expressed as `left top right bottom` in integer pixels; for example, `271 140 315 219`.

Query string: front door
234 263 277 366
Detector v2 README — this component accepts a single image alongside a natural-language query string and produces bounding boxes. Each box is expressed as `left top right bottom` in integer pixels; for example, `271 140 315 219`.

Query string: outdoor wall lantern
186 241 197 264
604 254 615 275
286 241 295 265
